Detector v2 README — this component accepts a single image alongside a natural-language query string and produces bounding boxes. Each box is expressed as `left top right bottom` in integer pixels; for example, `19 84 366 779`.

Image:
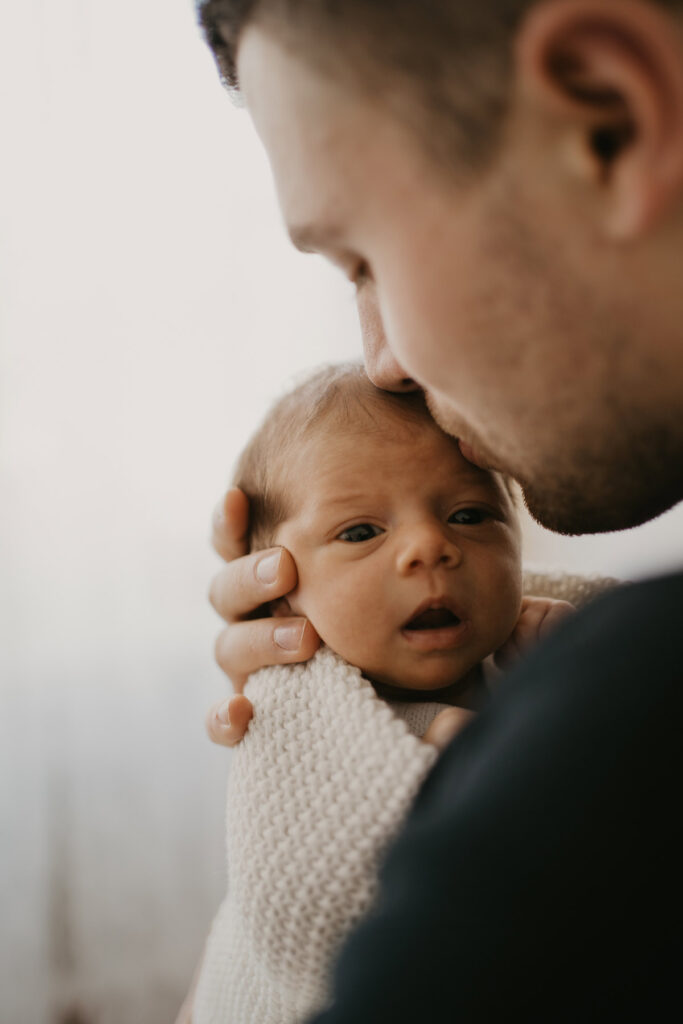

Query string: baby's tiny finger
539 600 575 636
206 695 254 748
493 636 522 670
423 707 474 751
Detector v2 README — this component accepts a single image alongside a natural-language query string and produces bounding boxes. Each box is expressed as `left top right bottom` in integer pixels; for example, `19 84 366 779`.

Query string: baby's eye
337 523 383 543
448 508 489 525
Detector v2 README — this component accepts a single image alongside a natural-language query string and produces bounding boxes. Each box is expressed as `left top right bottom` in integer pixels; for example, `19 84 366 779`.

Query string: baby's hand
422 706 475 751
495 596 575 670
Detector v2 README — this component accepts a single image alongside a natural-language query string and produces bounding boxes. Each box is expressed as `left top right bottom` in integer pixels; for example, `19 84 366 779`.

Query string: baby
189 363 576 1024
233 362 569 715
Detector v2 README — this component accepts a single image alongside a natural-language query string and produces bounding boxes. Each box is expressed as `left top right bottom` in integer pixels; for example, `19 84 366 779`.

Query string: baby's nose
395 523 462 575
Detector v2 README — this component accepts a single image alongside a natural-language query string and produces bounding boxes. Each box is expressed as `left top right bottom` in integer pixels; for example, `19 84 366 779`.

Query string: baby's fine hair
233 362 445 551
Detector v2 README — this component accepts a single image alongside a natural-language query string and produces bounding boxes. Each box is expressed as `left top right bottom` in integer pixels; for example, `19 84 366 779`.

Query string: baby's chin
367 662 486 706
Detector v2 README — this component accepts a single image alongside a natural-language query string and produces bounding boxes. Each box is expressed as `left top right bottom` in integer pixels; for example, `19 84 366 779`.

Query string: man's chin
426 390 683 535
522 481 682 536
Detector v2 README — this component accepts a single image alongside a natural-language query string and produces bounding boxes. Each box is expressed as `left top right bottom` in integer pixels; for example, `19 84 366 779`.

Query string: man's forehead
239 27 355 177
237 23 418 245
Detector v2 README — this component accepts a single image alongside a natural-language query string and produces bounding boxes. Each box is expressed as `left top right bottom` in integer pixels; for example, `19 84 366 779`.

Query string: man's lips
401 598 470 651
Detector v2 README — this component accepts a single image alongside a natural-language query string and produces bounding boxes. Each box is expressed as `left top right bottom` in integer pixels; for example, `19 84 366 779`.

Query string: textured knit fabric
194 570 619 1024
193 648 442 1024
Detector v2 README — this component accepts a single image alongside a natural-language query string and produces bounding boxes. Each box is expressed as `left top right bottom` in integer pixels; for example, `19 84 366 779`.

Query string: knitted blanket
194 570 620 1024
193 647 444 1024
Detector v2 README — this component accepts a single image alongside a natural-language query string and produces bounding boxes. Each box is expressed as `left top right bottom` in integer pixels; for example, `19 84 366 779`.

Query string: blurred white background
1 2 682 1022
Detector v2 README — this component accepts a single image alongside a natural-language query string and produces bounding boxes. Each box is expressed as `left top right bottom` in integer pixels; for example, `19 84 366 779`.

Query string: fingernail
274 621 305 651
256 550 281 584
217 699 232 725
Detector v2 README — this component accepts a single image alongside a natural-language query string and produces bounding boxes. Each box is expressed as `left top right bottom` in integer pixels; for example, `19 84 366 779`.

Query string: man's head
234 363 522 693
201 0 683 535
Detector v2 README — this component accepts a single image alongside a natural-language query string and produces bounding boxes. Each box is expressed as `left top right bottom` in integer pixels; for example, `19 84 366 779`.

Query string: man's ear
514 0 683 238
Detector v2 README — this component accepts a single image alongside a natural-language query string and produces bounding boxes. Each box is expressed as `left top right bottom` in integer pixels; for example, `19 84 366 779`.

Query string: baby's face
274 413 523 694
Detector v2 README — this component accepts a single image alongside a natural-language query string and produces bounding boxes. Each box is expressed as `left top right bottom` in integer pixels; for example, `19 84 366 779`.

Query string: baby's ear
269 596 293 618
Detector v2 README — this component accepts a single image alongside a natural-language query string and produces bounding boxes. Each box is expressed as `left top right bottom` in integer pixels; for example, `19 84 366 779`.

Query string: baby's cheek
294 576 367 652
323 612 376 658
488 566 524 648
320 599 387 666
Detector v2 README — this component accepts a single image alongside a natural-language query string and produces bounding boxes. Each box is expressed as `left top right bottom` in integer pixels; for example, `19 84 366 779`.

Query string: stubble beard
424 330 683 537
448 191 683 534
428 388 683 535
518 415 683 535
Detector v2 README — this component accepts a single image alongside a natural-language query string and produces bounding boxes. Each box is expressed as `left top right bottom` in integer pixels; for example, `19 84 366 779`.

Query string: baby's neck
368 662 488 710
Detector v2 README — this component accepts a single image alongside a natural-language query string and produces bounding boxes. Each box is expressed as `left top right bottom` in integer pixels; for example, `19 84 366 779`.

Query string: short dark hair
197 0 521 171
233 361 517 551
197 0 683 173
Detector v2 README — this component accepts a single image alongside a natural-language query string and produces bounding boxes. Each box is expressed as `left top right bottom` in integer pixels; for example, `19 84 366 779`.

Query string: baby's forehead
286 407 508 502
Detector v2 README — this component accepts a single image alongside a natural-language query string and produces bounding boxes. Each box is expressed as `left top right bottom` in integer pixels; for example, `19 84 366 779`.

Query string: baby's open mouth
404 607 461 631
401 600 469 651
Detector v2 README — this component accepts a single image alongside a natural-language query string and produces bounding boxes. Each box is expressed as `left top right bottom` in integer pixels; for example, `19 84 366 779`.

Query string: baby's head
235 363 523 696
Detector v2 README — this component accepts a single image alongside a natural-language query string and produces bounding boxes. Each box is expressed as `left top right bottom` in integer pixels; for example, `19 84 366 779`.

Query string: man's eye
337 523 383 543
448 508 488 525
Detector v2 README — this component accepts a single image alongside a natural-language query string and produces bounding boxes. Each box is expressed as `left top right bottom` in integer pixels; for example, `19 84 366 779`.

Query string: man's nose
357 284 419 394
395 523 462 575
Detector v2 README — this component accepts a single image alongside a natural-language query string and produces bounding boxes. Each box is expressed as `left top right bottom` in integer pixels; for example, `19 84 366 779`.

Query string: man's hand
494 595 575 670
206 489 321 747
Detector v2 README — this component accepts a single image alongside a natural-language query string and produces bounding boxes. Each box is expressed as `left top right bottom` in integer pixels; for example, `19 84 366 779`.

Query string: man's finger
214 617 321 690
208 545 299 623
211 488 250 563
206 694 254 747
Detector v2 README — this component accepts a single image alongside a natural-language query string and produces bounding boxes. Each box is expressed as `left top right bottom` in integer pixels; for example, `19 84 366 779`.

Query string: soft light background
1 2 682 1022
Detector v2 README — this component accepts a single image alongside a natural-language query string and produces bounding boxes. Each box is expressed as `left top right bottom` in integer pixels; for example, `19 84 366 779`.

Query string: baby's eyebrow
316 493 370 511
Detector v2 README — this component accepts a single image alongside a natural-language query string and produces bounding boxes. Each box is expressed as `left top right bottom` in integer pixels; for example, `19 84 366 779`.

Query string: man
198 1 683 1019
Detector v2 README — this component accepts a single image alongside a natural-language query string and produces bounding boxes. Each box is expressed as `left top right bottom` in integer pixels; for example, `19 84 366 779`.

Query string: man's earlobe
515 0 683 238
